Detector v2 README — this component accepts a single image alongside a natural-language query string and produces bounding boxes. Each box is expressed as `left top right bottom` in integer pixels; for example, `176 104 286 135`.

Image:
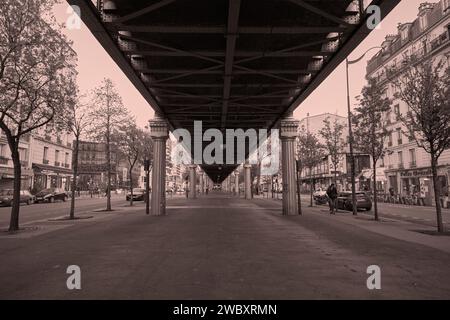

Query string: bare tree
88 79 128 211
353 78 392 221
0 0 77 231
391 57 450 232
116 120 145 206
297 126 326 207
319 116 346 185
65 95 90 219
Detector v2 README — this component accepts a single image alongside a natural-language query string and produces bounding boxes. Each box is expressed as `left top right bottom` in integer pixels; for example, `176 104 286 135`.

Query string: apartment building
366 1 450 205
298 113 371 191
0 132 33 190
29 125 74 192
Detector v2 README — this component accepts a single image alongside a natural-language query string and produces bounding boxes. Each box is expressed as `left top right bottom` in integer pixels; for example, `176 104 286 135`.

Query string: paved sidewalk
0 192 449 299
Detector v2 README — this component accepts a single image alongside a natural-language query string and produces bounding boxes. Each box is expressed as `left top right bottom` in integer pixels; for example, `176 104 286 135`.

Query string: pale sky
53 0 429 128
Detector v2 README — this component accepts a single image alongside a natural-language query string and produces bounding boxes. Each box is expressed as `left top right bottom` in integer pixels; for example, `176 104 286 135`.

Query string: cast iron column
149 113 168 216
280 112 300 215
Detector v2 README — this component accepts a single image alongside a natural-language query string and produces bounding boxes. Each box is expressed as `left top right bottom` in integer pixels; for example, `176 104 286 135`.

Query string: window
65 153 69 166
55 150 60 162
380 156 385 168
388 132 393 147
396 128 402 145
43 147 49 161
18 148 27 161
401 28 408 41
0 144 7 158
394 104 400 120
409 149 417 167
398 151 403 168
419 14 428 30
443 0 450 13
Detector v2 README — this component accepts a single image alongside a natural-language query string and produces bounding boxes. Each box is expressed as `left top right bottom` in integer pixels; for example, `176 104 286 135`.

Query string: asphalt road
0 196 127 229
0 192 449 299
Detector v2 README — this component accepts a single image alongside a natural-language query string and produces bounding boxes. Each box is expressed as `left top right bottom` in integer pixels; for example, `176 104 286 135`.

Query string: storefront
357 169 387 192
387 166 449 206
31 163 73 192
0 167 33 190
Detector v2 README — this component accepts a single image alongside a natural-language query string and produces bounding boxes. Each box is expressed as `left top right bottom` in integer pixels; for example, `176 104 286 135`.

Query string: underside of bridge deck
69 0 399 183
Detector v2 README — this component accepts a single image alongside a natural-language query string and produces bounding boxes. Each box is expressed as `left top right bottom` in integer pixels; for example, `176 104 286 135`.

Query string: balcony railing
0 157 9 165
56 137 62 144
44 135 52 141
67 142 72 148
64 163 70 168
410 161 417 168
20 160 28 167
397 139 403 145
388 164 394 169
398 163 404 169
55 161 60 166
43 159 49 164
388 141 393 147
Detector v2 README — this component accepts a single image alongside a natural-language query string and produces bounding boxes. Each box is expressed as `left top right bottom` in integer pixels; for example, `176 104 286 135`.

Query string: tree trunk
297 170 302 215
106 125 112 211
309 171 313 207
8 140 21 231
129 167 133 206
431 156 444 232
372 159 379 221
70 137 79 219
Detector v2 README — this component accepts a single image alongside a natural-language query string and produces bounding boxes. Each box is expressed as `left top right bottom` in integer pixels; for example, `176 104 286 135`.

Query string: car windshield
133 188 145 193
39 189 54 193
0 190 13 196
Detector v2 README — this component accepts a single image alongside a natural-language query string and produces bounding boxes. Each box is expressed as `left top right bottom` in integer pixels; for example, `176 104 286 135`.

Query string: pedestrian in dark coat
326 183 338 214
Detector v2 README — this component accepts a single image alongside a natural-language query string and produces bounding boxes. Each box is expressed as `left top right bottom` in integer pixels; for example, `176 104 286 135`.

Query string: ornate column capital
280 112 299 139
149 113 168 139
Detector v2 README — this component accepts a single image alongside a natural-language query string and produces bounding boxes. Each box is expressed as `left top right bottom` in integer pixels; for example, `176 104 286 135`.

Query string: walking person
326 183 338 214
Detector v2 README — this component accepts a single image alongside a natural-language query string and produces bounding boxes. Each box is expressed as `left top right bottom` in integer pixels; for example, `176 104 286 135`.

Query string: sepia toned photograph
0 0 449 309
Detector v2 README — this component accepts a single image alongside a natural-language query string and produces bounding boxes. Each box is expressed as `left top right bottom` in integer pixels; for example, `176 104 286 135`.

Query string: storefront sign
400 168 432 177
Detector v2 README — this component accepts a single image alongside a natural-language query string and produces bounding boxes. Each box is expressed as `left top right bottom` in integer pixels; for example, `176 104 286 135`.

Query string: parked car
336 192 372 211
126 188 145 201
34 188 68 203
0 189 34 206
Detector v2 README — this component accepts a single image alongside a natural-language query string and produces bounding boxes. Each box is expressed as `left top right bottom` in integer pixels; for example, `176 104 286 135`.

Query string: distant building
297 113 371 191
366 0 450 205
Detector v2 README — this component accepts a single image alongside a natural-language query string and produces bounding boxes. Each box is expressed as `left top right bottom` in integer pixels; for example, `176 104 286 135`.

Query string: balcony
55 161 60 167
64 163 70 168
67 142 72 148
44 135 52 142
388 141 393 147
0 157 9 165
20 160 28 167
388 164 394 169
56 137 62 144
410 161 417 168
398 163 404 169
43 159 49 164
397 139 403 146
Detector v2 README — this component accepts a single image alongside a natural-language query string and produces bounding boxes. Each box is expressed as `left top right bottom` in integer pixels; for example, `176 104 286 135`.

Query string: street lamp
346 46 383 216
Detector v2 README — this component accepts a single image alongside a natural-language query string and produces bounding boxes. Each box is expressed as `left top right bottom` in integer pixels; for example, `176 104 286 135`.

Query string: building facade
29 126 74 192
0 132 33 190
366 0 450 205
298 113 371 192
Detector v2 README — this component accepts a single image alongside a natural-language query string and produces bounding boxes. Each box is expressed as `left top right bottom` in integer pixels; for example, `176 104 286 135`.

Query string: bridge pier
199 172 204 195
188 164 197 198
234 171 239 196
244 162 252 199
280 113 300 215
149 113 168 216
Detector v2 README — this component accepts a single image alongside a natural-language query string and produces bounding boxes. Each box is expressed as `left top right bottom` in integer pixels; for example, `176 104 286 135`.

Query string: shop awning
32 163 73 175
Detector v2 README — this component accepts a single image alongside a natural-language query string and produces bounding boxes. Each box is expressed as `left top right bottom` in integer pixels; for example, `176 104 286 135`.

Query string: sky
52 0 430 127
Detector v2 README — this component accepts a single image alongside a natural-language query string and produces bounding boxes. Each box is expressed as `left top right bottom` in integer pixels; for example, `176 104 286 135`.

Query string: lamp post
346 46 383 216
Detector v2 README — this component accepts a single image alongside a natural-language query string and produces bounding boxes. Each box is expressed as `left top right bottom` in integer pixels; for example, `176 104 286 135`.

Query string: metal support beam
221 0 241 128
116 0 177 23
287 0 352 27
